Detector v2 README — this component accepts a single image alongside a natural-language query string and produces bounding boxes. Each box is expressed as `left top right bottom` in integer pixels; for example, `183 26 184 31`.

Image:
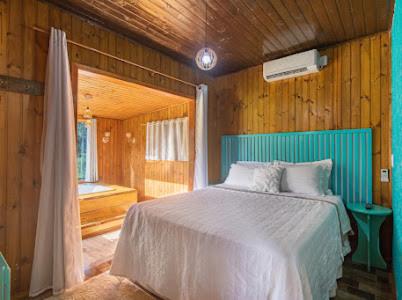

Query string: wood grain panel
46 0 394 75
96 118 123 185
0 0 202 297
122 102 195 201
0 0 7 275
77 69 191 120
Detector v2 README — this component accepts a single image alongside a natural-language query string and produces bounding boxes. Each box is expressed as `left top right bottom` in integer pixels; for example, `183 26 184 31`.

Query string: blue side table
347 203 392 271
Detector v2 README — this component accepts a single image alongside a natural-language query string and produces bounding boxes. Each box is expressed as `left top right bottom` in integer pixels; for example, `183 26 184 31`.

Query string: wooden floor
334 260 395 300
82 230 121 279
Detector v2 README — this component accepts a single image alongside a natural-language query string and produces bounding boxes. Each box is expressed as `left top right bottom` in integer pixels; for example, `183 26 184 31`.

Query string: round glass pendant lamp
195 47 217 70
195 0 217 71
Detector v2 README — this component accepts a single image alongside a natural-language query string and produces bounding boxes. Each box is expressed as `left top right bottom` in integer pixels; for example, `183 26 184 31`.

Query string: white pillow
280 165 324 196
236 161 272 168
249 166 283 193
275 159 332 194
224 164 255 188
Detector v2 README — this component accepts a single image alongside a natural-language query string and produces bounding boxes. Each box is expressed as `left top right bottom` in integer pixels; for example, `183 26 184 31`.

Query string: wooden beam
0 75 43 96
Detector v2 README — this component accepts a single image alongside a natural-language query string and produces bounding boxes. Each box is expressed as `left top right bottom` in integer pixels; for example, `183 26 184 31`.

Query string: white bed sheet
111 185 351 300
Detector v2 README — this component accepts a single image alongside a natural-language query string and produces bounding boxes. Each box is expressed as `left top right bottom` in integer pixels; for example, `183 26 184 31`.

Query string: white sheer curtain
85 119 98 182
30 28 84 297
146 117 189 161
194 84 208 189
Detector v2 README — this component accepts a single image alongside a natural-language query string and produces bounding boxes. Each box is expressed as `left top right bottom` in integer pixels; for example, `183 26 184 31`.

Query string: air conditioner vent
265 67 308 80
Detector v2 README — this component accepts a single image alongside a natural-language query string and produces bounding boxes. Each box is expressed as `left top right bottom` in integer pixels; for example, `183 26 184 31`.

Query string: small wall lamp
102 131 111 144
126 132 136 144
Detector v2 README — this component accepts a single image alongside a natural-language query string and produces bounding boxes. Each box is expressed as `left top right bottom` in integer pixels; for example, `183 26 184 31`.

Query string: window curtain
30 28 84 296
194 84 208 190
85 119 98 182
146 117 189 161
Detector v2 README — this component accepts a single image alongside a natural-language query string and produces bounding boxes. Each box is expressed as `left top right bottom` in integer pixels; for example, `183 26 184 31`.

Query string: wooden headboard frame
221 129 373 204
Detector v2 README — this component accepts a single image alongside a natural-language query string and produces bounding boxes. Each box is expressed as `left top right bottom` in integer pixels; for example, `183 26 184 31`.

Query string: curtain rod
30 26 197 88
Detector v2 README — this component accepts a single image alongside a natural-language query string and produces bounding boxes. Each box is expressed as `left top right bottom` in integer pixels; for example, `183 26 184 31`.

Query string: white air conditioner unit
263 49 327 82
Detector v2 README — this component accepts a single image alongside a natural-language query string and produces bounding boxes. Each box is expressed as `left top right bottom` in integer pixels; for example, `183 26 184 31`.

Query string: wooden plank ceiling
77 69 191 120
49 0 394 75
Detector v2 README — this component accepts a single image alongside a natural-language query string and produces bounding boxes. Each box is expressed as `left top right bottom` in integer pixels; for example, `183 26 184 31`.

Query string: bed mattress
111 185 351 300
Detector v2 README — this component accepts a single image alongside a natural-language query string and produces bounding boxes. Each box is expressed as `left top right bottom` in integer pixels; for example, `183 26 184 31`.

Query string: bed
111 129 372 300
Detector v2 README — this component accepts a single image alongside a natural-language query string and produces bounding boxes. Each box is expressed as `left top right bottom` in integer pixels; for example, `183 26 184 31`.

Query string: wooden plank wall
208 31 392 260
96 118 124 185
0 0 201 296
209 32 391 207
122 101 195 201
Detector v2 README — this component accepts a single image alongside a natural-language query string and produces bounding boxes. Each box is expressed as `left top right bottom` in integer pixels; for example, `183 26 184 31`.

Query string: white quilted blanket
111 185 351 300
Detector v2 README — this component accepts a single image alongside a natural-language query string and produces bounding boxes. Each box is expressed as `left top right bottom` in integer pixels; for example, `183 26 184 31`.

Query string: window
145 117 189 161
77 121 88 181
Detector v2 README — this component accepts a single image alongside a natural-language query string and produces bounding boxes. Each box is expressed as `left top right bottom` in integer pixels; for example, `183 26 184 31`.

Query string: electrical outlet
380 169 389 182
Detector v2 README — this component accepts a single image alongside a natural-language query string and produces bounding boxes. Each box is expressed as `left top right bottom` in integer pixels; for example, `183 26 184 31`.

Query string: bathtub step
82 218 124 239
81 214 126 229
81 205 131 226
79 185 138 239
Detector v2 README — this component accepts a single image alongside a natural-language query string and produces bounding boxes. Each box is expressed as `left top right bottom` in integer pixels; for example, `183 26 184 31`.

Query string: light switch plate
380 169 389 182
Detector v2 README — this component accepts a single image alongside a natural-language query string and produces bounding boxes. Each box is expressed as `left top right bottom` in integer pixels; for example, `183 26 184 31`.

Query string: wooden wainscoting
122 101 195 201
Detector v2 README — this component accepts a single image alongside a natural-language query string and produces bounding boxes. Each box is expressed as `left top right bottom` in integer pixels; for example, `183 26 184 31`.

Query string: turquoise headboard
221 129 372 204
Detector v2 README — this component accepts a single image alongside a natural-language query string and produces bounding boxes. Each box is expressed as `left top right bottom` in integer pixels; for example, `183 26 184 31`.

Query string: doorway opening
74 66 195 276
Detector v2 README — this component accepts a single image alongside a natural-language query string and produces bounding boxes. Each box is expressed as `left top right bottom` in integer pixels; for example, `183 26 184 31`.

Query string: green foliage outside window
77 122 87 180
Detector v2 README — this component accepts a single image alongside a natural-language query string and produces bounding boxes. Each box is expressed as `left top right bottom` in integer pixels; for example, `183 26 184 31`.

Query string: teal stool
347 203 392 271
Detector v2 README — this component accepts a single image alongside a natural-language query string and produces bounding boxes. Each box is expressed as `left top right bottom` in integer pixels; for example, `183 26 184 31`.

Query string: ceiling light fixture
195 0 217 71
83 106 92 125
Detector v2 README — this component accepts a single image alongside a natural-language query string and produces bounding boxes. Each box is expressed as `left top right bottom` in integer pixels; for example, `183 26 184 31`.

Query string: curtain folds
146 117 189 161
194 84 208 190
29 28 84 297
85 119 98 182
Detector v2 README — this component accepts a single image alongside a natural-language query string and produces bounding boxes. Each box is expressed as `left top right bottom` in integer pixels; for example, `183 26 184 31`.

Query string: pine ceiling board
294 0 330 45
281 0 321 45
258 0 306 49
269 0 312 46
46 0 394 76
321 0 349 40
363 0 378 34
349 0 366 36
77 69 192 120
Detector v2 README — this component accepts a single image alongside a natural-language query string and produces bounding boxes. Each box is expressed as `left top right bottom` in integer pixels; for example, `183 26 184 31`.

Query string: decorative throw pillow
280 165 324 196
275 159 333 194
249 166 284 193
224 164 255 188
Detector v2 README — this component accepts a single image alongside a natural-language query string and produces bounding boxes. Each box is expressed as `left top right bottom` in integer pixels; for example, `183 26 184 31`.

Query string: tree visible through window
77 122 88 180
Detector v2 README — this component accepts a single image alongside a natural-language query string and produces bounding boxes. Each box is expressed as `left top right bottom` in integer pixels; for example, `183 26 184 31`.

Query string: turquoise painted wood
0 252 10 300
221 129 373 204
347 204 392 271
392 0 402 298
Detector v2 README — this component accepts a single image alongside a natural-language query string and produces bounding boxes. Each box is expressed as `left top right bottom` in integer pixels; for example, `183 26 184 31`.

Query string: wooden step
81 218 124 240
80 205 131 226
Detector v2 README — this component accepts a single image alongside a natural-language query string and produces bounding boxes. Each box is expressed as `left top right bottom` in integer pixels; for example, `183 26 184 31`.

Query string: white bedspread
111 185 351 300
